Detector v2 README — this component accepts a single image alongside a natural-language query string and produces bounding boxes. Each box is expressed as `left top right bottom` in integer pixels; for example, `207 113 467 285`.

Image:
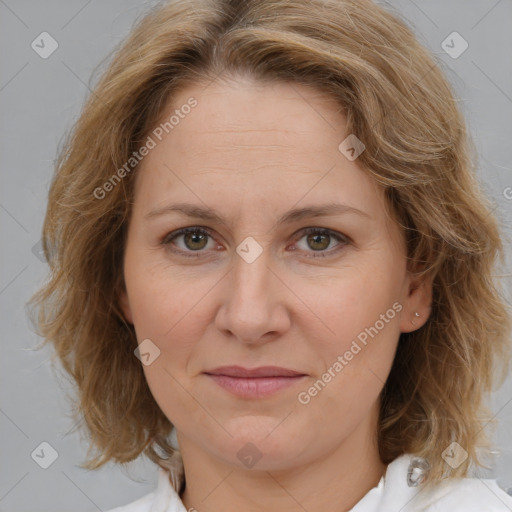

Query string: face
120 75 431 471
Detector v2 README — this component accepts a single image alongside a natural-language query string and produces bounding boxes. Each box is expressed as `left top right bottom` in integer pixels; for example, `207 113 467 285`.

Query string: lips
204 366 306 378
203 366 307 398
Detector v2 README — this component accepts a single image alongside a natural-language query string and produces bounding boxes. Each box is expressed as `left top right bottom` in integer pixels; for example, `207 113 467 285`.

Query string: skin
120 74 432 512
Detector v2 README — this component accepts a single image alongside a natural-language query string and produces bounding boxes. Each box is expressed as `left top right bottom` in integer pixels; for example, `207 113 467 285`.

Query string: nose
214 244 291 346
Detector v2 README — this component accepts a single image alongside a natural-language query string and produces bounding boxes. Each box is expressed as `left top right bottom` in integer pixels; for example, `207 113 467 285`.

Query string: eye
162 227 218 257
292 227 349 258
161 226 350 259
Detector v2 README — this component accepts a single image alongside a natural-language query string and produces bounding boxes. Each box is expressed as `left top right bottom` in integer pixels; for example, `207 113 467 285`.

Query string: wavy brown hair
28 0 511 483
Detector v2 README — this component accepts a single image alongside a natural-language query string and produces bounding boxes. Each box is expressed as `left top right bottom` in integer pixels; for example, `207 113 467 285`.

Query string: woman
30 0 512 510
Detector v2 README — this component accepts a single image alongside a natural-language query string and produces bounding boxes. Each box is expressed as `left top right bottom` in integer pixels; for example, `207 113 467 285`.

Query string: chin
210 418 309 471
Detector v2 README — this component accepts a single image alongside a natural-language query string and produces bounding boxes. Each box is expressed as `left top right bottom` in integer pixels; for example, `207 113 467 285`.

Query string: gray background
1 0 511 510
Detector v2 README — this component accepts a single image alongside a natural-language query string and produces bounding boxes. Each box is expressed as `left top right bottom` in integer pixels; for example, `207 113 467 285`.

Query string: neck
178 413 386 512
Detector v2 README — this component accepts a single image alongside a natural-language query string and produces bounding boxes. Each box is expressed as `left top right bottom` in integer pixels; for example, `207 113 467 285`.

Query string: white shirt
105 454 512 512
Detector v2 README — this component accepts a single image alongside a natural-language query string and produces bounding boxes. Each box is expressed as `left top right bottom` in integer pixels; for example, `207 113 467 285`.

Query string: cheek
141 361 208 433
302 263 402 355
128 264 210 426
124 249 195 338
124 254 216 380
295 273 401 431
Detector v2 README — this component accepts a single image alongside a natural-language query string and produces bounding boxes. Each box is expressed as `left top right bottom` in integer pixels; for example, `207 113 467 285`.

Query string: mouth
203 366 308 398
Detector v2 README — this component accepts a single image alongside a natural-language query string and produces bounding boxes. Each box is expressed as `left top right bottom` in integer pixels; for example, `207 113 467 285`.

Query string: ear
118 286 134 325
399 270 433 333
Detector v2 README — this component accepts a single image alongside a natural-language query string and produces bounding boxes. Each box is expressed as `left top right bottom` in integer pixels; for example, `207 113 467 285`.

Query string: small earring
412 312 420 326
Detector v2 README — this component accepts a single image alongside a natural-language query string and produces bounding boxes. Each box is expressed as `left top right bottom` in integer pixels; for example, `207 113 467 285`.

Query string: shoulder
103 490 156 512
103 467 185 512
378 454 512 512
418 476 512 511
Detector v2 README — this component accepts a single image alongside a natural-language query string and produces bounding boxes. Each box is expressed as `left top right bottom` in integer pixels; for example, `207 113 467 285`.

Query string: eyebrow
145 202 371 228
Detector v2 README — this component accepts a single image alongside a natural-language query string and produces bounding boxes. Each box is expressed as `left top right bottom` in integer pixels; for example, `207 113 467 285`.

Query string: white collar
142 453 512 512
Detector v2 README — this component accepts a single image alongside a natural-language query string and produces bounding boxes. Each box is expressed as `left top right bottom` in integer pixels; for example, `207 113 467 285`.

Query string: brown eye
306 232 331 251
182 231 209 251
162 227 215 257
295 227 349 258
162 226 349 259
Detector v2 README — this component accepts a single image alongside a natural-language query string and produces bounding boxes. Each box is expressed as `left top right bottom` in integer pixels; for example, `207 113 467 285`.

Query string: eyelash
161 226 350 259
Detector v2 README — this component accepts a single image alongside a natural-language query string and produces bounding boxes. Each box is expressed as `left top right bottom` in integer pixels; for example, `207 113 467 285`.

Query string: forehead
133 77 388 226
